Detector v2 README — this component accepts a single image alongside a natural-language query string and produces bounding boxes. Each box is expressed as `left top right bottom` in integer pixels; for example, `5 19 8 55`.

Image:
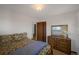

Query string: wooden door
37 22 46 42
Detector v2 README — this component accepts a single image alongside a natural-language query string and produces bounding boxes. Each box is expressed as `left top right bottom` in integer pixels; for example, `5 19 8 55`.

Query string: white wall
75 11 79 54
0 7 34 39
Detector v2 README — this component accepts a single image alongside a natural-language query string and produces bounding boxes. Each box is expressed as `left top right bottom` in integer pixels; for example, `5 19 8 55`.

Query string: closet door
43 22 46 42
37 22 46 42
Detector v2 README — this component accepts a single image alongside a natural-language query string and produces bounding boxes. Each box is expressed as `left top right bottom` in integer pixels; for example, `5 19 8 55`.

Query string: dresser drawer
59 41 68 45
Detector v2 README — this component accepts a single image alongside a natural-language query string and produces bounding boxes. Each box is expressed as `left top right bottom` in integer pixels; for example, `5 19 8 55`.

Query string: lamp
32 4 45 11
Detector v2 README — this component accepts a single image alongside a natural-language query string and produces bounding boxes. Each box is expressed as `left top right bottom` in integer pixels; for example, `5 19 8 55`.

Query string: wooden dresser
48 36 71 54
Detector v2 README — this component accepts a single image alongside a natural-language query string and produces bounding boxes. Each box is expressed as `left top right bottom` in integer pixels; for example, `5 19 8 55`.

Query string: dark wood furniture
48 36 71 54
37 22 46 42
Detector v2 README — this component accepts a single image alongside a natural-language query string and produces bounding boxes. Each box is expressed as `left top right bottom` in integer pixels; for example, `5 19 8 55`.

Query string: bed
0 33 51 55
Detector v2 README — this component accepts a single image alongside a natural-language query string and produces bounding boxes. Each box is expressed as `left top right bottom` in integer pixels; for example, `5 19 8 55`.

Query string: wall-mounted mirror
51 25 68 38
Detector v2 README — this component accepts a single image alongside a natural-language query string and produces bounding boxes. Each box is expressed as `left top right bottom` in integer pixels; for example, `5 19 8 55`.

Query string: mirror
51 25 68 38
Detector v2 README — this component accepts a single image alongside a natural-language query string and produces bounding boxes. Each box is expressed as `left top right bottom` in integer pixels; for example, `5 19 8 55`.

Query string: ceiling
0 4 79 19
